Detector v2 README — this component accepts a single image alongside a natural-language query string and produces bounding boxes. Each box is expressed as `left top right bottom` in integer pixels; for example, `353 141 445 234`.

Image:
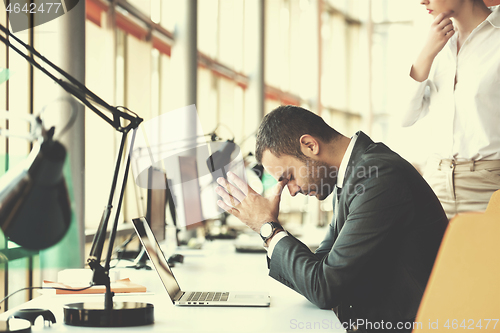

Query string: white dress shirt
267 133 359 258
402 5 500 161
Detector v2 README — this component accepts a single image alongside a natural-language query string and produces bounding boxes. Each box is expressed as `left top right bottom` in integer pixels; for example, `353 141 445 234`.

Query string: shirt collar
487 5 500 28
336 133 359 189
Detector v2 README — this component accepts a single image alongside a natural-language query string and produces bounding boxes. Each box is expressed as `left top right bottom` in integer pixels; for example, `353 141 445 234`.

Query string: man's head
255 105 344 200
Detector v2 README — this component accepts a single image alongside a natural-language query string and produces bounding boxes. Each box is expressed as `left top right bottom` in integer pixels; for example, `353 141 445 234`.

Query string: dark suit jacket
268 131 447 332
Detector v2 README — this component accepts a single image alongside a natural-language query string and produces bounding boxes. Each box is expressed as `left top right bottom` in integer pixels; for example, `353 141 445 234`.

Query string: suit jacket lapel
333 186 340 239
340 131 375 187
336 131 375 234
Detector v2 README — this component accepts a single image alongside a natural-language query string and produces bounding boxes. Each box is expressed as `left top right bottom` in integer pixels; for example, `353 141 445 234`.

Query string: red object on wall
484 0 500 6
86 0 107 27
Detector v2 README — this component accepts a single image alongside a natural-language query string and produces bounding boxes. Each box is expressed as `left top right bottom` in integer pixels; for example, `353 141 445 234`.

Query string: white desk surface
0 240 345 332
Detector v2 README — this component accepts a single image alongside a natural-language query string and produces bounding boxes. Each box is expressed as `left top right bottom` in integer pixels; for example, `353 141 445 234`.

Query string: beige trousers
423 158 500 220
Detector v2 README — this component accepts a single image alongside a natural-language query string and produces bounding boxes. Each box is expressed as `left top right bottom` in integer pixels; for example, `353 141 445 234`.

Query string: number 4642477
443 319 499 330
6 2 62 14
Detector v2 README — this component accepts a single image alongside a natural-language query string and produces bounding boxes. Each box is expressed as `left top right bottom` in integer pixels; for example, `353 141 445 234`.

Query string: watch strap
260 222 283 242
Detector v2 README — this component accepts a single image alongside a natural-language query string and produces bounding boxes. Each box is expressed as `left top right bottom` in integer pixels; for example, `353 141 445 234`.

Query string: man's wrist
266 230 289 258
265 229 285 248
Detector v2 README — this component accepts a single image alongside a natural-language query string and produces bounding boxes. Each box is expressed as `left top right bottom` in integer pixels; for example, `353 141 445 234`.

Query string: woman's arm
411 11 455 82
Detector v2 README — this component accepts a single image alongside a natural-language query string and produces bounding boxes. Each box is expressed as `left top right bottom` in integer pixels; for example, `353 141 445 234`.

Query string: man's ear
299 135 320 158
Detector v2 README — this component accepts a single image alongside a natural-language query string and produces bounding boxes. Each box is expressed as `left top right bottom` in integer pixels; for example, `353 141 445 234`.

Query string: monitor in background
178 155 204 231
130 167 168 269
146 167 167 241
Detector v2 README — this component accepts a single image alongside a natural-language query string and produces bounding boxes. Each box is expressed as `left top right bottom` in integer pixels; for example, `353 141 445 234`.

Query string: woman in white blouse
402 0 500 219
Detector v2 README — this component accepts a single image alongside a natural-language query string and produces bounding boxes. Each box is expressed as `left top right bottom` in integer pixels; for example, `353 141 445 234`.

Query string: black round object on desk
63 302 154 327
9 308 56 326
0 318 31 333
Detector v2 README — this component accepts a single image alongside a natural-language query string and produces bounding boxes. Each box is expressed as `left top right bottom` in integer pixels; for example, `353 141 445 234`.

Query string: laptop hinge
174 291 185 302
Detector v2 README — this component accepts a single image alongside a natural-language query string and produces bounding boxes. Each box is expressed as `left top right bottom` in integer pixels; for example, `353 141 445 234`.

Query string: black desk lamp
0 24 154 327
205 140 240 239
0 120 71 251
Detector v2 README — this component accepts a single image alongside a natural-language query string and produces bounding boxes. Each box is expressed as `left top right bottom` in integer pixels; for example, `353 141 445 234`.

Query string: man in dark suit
215 105 447 332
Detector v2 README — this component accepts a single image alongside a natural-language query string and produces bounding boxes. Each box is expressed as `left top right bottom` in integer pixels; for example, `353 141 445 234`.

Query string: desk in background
0 240 345 332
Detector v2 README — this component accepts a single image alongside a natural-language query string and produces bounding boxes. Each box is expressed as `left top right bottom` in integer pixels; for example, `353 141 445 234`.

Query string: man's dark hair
255 105 341 164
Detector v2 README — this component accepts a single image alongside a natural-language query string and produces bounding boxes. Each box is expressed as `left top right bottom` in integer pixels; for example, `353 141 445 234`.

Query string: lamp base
63 302 154 327
0 319 31 333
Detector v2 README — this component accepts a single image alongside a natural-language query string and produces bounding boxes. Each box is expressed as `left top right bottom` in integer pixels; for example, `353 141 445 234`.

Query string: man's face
261 150 337 201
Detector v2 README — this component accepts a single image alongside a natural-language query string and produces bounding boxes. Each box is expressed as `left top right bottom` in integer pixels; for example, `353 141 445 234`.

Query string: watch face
260 223 273 238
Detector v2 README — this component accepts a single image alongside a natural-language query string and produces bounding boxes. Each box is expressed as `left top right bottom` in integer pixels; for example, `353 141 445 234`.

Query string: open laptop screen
132 217 181 303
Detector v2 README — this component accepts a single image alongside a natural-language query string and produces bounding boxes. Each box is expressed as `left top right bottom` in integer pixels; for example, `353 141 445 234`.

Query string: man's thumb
272 179 288 201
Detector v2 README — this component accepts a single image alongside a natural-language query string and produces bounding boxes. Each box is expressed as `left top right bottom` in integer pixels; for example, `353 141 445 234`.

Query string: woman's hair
255 105 341 164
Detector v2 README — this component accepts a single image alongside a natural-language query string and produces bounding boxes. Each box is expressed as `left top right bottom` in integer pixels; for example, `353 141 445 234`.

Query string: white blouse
402 6 500 161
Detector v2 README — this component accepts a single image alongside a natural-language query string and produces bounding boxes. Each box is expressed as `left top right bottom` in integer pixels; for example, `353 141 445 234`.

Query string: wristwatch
260 222 284 243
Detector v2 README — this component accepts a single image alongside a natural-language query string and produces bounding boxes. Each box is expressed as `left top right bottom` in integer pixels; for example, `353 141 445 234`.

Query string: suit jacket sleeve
314 193 338 261
268 166 414 309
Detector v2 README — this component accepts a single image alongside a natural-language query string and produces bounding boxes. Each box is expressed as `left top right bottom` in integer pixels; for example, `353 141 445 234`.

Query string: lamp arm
87 131 129 267
0 24 139 132
0 24 89 98
0 24 143 295
104 129 137 286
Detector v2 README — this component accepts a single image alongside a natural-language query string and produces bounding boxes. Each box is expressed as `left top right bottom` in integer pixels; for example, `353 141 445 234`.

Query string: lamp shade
0 137 71 250
206 140 237 179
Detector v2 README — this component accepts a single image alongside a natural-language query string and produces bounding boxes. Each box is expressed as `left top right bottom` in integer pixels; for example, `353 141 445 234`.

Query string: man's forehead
261 150 286 167
261 150 294 179
265 165 291 182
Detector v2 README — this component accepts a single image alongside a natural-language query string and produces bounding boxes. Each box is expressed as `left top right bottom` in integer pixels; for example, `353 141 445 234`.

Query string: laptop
132 217 270 307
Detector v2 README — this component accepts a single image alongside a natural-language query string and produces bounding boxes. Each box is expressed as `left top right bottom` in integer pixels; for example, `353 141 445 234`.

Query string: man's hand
410 11 455 82
215 171 288 233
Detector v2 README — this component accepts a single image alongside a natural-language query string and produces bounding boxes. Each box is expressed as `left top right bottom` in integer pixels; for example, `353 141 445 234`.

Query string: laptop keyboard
186 292 229 302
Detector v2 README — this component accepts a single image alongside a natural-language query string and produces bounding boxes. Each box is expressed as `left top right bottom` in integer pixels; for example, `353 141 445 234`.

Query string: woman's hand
410 11 455 82
423 11 455 59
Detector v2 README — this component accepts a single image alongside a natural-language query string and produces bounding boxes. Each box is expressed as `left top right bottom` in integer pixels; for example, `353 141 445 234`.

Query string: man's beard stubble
304 158 337 200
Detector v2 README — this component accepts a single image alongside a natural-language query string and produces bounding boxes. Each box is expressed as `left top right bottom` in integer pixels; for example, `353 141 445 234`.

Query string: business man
215 105 447 332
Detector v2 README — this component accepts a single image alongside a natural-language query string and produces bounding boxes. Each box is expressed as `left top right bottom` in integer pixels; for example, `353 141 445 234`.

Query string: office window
197 0 251 145
369 0 428 166
198 0 219 59
218 0 245 72
0 3 46 311
321 12 348 111
347 24 366 116
7 34 29 163
128 0 151 17
159 52 173 114
197 67 218 134
84 0 177 230
289 0 315 99
371 0 415 23
320 1 368 136
85 15 119 230
265 0 283 89
160 0 178 32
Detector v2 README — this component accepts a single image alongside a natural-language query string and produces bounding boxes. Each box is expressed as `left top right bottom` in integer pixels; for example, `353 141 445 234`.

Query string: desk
0 240 345 332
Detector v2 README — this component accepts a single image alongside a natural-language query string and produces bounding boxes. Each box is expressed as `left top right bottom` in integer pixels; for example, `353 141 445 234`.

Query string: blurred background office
0 0 462 311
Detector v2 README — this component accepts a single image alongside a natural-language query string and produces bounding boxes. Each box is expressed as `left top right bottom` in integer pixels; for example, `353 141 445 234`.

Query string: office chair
412 190 500 332
486 188 500 215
